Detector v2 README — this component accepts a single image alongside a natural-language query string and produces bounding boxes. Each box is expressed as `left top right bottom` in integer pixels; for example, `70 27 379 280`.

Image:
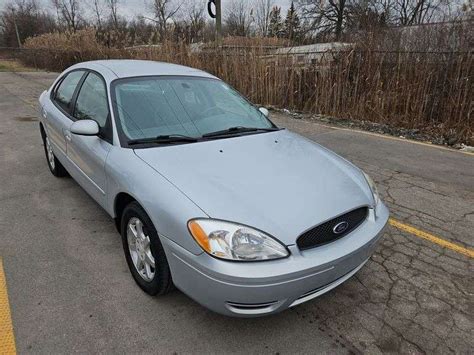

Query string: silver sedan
38 60 389 317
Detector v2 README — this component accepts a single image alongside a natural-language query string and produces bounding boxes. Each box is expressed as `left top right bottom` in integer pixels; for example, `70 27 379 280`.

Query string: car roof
71 60 217 80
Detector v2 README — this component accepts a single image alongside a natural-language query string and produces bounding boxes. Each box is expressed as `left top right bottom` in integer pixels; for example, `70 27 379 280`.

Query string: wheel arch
113 192 138 232
39 121 46 138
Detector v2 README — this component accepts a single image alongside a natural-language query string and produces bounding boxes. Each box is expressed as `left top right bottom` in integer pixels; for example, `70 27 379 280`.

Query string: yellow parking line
0 259 16 354
389 218 474 258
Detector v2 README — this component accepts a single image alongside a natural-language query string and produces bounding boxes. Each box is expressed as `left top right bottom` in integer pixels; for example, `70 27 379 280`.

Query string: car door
45 70 86 160
66 71 113 207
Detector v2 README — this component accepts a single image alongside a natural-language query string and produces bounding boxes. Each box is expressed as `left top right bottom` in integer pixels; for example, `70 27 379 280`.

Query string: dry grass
17 29 474 144
0 59 36 72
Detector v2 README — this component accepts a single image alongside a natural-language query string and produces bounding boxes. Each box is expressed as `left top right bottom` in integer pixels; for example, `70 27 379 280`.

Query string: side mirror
70 119 99 136
259 107 269 117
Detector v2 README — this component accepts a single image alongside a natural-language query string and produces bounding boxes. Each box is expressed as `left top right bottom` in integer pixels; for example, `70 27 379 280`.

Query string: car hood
134 130 373 245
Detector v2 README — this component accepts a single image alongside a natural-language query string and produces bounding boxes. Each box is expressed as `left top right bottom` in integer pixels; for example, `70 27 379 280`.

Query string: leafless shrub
19 28 473 144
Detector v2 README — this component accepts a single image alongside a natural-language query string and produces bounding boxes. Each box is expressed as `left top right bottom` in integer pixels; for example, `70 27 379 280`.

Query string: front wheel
121 202 173 295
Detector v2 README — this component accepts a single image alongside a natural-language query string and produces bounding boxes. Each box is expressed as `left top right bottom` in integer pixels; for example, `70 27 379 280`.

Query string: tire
121 201 173 296
40 126 68 177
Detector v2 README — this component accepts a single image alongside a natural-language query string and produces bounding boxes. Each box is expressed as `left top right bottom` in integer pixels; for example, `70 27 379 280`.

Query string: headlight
362 171 380 206
188 219 289 261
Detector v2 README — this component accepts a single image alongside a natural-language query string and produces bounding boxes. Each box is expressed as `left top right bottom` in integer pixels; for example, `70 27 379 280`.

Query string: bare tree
1 0 56 46
297 0 350 40
185 0 206 42
296 0 450 39
91 0 105 29
360 0 454 26
255 0 274 36
171 1 206 43
106 0 119 29
394 0 446 25
51 0 81 32
346 0 389 31
373 0 397 22
224 0 253 37
146 0 182 40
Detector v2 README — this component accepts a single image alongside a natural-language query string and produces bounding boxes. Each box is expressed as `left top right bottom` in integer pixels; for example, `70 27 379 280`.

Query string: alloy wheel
45 136 55 170
127 217 156 282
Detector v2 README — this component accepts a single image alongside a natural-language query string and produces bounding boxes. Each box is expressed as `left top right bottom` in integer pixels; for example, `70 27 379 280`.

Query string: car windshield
112 76 274 141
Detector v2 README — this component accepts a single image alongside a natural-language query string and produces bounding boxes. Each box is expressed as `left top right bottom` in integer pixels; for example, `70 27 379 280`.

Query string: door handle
64 131 72 142
41 108 47 119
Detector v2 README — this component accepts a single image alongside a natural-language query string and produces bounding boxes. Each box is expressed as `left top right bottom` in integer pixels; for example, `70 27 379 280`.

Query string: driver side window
74 72 109 128
73 72 112 142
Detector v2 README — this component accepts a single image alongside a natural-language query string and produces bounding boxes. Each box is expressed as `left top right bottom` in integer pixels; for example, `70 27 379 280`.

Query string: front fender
105 147 208 255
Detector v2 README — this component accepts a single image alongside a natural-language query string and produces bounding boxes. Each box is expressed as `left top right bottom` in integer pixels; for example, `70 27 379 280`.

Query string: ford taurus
38 60 389 317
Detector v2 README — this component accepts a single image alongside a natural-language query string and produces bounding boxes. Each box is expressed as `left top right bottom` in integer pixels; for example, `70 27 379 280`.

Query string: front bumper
161 203 389 317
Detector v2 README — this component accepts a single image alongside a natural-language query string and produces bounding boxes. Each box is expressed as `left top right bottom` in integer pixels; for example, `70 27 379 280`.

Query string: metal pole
12 9 22 48
215 0 222 45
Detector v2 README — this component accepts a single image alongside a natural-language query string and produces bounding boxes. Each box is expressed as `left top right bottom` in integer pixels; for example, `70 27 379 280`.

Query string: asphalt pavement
0 71 472 354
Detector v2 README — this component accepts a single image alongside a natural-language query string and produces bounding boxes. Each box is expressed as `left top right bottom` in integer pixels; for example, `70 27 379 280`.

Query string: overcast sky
0 0 291 20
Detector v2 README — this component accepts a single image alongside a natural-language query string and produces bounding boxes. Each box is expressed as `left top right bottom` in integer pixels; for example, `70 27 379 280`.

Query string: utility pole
215 0 222 45
208 0 222 45
12 8 22 48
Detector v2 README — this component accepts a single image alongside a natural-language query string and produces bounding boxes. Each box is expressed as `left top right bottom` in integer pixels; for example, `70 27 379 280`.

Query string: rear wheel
121 202 173 295
41 127 68 177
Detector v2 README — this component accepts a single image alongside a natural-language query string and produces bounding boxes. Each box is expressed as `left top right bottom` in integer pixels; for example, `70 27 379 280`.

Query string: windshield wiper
202 126 280 139
128 134 199 146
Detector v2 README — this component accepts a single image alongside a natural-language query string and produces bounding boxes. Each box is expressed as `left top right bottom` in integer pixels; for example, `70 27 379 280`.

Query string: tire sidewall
121 202 171 295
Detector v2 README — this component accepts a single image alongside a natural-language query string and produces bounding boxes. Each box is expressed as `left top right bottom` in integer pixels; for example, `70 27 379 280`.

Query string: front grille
297 207 368 250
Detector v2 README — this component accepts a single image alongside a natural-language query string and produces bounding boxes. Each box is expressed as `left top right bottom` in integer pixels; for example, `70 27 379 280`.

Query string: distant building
266 42 353 67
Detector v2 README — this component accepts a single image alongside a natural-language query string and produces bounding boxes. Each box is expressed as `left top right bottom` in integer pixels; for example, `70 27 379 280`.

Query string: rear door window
54 71 85 113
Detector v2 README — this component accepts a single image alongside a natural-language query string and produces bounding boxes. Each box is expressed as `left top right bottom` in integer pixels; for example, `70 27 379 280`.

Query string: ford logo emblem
333 221 349 234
